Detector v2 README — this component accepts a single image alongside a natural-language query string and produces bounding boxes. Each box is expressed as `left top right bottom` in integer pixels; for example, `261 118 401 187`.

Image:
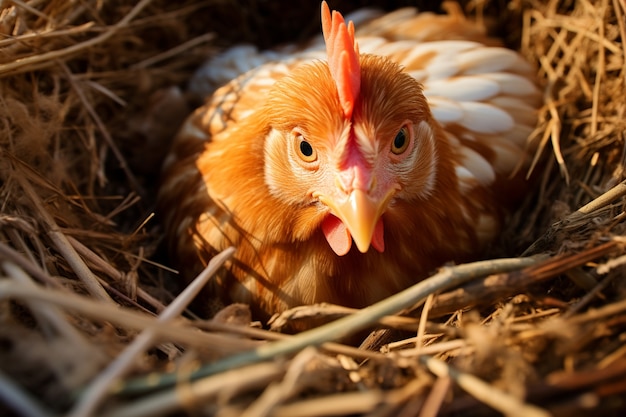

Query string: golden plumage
158 2 540 321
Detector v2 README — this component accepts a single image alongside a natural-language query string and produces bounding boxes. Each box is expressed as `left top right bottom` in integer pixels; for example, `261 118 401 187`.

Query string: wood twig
13 169 114 304
0 0 155 76
68 246 235 417
117 255 544 397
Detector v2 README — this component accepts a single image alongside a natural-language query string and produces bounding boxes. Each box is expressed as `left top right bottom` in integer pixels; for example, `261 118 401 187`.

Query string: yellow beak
319 188 391 253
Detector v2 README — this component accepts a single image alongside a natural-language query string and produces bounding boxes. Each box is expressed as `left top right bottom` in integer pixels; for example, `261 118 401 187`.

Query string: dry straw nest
1 0 626 416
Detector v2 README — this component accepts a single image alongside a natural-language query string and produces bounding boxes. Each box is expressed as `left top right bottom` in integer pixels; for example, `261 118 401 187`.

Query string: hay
1 0 625 416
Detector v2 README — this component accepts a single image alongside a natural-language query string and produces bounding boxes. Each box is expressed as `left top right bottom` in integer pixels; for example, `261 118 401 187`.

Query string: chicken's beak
319 187 395 253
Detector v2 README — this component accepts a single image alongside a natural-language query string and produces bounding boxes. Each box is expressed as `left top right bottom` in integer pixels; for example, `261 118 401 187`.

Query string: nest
1 0 626 416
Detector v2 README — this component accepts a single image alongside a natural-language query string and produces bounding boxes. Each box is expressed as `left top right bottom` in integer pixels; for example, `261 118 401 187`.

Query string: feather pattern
158 3 541 321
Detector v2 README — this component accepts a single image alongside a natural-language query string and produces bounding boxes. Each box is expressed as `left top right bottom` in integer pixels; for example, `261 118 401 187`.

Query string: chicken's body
158 4 540 321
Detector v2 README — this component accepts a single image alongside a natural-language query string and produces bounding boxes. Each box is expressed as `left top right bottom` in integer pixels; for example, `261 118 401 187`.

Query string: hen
158 2 540 322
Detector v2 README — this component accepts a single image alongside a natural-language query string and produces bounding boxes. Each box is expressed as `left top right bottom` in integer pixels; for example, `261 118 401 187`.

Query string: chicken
158 2 540 322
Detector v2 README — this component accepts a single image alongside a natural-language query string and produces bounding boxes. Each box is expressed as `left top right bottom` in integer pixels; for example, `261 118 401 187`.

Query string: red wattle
321 215 352 256
371 218 385 252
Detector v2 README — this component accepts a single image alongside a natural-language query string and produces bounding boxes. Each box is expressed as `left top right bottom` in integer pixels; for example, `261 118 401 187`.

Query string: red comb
321 1 360 120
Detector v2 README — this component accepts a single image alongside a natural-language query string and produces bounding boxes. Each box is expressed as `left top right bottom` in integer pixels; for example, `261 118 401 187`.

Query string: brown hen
158 2 540 322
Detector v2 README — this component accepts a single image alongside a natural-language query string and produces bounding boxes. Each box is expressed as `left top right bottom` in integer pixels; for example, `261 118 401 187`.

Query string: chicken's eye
391 126 410 155
296 136 317 163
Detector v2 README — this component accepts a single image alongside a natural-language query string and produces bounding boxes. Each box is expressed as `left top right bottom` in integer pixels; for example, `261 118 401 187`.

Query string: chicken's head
261 2 439 256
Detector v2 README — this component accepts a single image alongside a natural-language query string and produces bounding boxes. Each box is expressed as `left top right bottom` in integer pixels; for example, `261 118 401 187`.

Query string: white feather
460 146 496 186
457 47 521 74
482 73 540 96
378 41 424 59
455 166 477 192
420 40 482 57
424 76 500 101
355 7 417 35
428 97 464 123
402 41 482 80
353 36 390 54
488 96 538 126
424 61 463 80
405 69 428 82
458 101 514 133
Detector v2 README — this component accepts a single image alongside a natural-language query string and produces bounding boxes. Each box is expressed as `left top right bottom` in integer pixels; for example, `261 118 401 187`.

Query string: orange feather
158 3 540 323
